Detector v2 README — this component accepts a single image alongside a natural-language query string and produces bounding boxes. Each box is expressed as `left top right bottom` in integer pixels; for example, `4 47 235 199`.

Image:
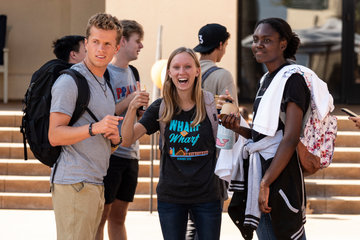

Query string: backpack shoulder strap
278 67 312 136
129 65 140 82
202 66 222 86
60 69 99 125
203 90 218 141
104 68 116 102
159 99 166 150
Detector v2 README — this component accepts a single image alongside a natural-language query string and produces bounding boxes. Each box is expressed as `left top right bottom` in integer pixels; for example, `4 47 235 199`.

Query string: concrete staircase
0 108 359 214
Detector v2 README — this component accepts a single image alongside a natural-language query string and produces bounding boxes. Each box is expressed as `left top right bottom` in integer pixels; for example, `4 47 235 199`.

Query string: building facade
1 0 359 103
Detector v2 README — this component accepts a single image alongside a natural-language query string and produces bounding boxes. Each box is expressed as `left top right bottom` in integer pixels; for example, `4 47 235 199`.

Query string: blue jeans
256 213 306 240
157 200 222 240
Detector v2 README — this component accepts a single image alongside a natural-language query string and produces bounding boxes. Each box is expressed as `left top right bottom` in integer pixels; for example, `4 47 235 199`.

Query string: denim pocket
71 182 85 192
278 189 299 213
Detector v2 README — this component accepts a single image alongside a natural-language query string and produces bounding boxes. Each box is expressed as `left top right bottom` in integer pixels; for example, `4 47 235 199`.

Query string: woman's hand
219 113 240 132
259 180 272 213
219 113 252 139
129 82 150 112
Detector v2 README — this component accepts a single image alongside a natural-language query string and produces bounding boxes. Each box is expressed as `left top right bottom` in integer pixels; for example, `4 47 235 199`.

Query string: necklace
83 62 107 97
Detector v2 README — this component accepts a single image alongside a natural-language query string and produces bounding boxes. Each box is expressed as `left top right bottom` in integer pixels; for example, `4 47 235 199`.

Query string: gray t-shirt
200 60 238 106
50 62 116 185
108 64 140 160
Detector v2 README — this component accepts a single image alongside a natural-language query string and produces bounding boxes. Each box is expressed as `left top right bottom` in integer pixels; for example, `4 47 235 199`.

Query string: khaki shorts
52 182 104 240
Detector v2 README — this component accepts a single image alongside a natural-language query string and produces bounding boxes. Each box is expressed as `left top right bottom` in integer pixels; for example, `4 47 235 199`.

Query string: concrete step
0 192 159 210
0 143 160 161
0 175 159 194
138 160 160 178
0 126 155 145
0 143 34 159
0 192 232 211
307 163 360 179
0 159 51 176
8 159 357 181
0 128 155 145
0 159 160 177
0 111 22 127
7 176 360 200
1 144 358 163
307 196 360 214
305 179 360 197
335 131 360 147
0 175 50 193
337 116 360 131
332 147 360 163
2 144 358 163
0 113 355 131
0 192 53 210
0 127 23 142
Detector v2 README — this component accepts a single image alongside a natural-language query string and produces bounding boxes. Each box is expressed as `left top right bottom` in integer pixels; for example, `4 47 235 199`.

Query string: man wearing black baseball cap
194 23 238 105
187 23 238 240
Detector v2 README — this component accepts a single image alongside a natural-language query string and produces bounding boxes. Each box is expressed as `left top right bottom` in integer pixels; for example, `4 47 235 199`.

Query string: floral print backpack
279 65 337 175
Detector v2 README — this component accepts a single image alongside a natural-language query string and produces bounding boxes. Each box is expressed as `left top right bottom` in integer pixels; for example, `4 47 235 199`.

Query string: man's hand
92 115 122 138
216 89 234 110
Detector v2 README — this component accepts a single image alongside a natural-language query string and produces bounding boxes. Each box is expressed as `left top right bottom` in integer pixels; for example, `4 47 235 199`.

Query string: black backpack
129 64 140 82
201 66 221 86
20 59 112 167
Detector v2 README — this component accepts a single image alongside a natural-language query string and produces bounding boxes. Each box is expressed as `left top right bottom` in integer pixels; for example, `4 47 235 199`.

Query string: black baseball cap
194 23 229 53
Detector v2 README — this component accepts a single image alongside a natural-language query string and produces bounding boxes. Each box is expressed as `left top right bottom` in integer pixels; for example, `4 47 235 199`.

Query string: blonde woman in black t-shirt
121 47 224 240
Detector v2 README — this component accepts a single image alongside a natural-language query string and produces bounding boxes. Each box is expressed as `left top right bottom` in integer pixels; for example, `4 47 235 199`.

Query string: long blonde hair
159 47 206 127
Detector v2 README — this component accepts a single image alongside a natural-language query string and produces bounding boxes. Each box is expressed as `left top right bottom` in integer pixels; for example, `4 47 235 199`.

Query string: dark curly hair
52 35 85 62
255 18 300 60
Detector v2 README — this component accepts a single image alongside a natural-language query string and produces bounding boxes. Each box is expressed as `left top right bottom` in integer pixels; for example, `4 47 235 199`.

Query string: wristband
89 122 95 136
111 135 122 148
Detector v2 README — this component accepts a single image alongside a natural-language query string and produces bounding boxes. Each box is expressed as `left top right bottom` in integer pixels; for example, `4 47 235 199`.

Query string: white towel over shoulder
252 64 334 137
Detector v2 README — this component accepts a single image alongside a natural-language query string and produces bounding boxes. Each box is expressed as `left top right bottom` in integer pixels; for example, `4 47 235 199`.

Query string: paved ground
1 210 360 239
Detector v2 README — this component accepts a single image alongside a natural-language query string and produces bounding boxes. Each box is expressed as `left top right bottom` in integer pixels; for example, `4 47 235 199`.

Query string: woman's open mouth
178 78 188 84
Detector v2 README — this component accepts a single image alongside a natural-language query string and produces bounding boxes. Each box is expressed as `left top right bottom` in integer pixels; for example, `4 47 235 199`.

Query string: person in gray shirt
48 13 122 240
96 20 144 240
194 23 238 106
